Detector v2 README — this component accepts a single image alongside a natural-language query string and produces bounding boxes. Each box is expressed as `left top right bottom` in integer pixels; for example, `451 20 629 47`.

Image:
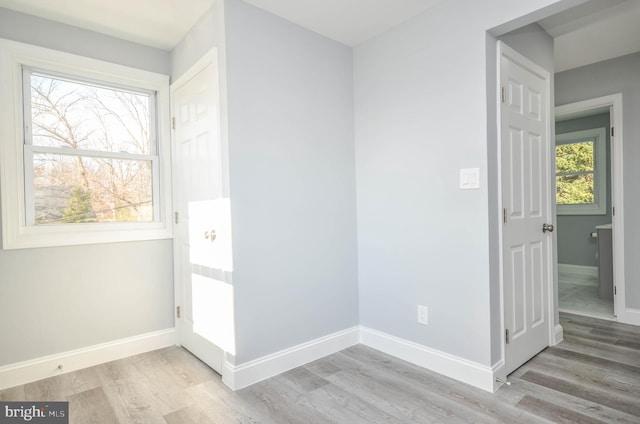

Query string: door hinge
174 212 179 224
611 126 614 137
503 208 507 224
172 117 176 130
613 206 615 216
176 306 181 319
614 286 617 296
505 328 510 344
501 86 506 103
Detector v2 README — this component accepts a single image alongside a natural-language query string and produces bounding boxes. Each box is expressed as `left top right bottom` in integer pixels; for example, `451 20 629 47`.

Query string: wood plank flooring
1 312 638 423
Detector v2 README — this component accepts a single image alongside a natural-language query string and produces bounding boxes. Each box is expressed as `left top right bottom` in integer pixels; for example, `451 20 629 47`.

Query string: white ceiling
0 0 217 50
538 0 640 72
0 0 443 49
242 0 443 46
0 0 639 72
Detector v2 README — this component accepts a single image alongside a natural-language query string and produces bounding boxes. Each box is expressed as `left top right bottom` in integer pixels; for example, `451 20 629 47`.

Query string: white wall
355 0 575 368
223 0 359 364
556 51 640 309
0 8 174 367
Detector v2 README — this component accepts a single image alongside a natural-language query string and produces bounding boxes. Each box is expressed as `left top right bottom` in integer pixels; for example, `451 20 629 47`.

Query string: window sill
2 223 173 250
557 205 607 216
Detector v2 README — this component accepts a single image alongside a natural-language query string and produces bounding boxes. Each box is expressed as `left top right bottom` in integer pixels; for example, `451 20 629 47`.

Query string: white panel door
172 54 234 374
501 46 552 375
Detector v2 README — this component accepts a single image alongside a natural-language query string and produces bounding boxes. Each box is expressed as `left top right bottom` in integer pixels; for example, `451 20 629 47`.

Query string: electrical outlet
417 305 428 325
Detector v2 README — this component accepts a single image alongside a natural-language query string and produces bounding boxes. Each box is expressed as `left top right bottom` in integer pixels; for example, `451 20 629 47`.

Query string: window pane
30 74 151 154
33 153 153 224
556 174 594 205
556 141 594 174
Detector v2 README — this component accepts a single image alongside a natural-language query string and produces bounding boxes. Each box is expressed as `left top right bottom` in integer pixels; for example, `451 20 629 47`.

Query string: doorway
554 94 625 322
171 49 235 375
493 0 637 389
498 42 555 375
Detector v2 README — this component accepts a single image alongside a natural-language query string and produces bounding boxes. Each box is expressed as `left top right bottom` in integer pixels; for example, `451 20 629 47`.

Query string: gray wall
490 23 555 364
0 242 174 365
354 0 567 367
0 0 588 372
223 0 359 364
0 8 174 367
0 7 169 75
498 24 556 76
556 51 640 309
556 113 612 267
171 2 225 81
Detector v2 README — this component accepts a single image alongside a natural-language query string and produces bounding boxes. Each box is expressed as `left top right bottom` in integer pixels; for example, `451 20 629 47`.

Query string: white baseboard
1 322 589 394
552 324 564 345
360 326 495 392
620 308 640 326
490 360 506 392
558 264 597 280
0 328 176 391
222 327 359 391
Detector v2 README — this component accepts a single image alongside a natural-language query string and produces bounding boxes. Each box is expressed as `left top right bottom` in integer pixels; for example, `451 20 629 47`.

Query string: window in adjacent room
555 127 607 215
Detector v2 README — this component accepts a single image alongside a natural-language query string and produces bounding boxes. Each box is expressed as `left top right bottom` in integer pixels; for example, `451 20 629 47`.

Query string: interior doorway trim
555 94 626 323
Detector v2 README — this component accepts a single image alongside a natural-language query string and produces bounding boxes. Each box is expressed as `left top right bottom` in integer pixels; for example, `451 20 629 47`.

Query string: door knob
542 223 554 233
204 229 217 241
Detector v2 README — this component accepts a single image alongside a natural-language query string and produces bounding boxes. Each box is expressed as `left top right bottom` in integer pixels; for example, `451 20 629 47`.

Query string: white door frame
555 94 626 323
496 41 558 381
171 49 217 344
170 49 237 382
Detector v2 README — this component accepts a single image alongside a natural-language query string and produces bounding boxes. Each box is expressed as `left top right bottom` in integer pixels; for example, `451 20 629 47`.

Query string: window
26 70 158 225
555 127 607 215
0 40 172 249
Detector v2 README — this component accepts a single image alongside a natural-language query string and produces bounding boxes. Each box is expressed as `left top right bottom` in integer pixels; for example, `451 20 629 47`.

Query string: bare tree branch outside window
28 73 155 224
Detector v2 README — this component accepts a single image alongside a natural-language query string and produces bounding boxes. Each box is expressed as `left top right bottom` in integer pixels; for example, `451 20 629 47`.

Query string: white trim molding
491 360 507 392
222 327 359 391
552 324 564 345
360 326 496 392
555 127 607 216
0 38 173 250
0 328 176 391
556 94 626 323
622 308 640 326
2 324 579 395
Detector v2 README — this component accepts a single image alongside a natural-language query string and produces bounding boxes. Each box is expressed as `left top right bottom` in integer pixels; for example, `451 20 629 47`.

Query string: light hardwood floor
1 312 639 423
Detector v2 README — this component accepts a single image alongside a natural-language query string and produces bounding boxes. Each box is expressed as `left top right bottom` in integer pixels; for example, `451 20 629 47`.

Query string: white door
172 52 234 373
500 44 553 374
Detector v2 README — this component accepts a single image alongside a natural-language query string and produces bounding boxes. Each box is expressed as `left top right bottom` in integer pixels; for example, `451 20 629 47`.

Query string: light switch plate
460 168 480 189
417 305 428 325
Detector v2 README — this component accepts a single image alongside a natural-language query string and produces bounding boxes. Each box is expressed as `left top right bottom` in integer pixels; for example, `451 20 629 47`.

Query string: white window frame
555 127 607 215
0 39 173 249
